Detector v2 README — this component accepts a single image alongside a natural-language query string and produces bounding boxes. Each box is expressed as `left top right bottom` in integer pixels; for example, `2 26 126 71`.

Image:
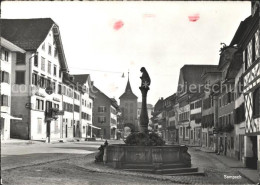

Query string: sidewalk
1 138 122 145
1 138 75 145
194 146 259 183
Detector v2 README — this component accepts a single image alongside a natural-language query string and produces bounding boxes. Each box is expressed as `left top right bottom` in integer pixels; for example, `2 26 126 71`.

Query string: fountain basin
104 144 191 170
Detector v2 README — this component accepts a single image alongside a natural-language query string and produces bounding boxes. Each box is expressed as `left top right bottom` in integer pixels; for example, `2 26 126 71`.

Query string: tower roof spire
119 69 137 100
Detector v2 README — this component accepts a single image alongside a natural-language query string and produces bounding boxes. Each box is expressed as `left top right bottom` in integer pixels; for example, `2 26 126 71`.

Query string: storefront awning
111 125 117 129
88 124 101 129
1 112 22 120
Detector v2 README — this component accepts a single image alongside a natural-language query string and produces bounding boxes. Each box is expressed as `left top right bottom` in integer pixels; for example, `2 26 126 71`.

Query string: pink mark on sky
188 14 200 22
113 20 124 30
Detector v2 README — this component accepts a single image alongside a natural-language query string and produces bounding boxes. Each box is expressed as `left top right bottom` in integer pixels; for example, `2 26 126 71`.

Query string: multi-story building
151 98 164 135
61 74 75 139
214 46 237 158
229 1 260 170
119 75 138 132
163 94 178 144
73 74 94 139
92 86 119 139
200 66 221 150
228 14 252 163
189 93 202 146
0 37 25 140
2 18 68 140
2 18 95 142
176 65 216 145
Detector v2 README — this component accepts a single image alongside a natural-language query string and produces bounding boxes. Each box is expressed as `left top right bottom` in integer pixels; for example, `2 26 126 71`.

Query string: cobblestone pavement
2 146 253 185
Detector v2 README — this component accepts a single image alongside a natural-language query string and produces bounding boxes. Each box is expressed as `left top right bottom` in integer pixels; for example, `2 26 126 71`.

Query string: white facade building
1 37 25 140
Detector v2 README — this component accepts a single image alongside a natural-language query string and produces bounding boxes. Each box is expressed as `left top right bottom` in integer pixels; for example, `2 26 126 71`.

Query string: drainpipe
61 86 63 139
28 52 37 140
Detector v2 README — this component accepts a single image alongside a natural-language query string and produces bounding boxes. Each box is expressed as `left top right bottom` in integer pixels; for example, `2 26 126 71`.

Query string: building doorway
46 121 51 140
239 134 244 161
250 136 257 169
65 125 68 138
73 125 76 137
224 136 227 156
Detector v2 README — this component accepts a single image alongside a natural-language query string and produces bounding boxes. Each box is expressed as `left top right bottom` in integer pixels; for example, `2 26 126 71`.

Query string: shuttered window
98 116 106 123
58 84 62 94
41 57 45 71
39 76 45 88
32 73 38 86
1 95 9 106
253 87 260 118
98 106 106 113
53 65 57 76
16 52 26 64
74 105 80 112
48 61 51 74
15 71 25 84
34 55 38 67
1 71 10 84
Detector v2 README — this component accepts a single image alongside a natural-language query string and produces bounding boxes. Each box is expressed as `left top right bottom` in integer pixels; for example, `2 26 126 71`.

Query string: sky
1 1 251 106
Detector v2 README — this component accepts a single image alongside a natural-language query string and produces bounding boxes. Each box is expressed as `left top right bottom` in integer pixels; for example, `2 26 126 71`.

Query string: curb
237 170 258 184
198 148 259 184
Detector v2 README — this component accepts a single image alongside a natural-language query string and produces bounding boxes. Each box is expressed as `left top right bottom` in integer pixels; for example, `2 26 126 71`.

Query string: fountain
103 67 202 175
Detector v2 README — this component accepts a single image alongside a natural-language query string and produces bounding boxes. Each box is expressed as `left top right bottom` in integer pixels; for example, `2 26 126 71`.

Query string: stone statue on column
139 67 151 133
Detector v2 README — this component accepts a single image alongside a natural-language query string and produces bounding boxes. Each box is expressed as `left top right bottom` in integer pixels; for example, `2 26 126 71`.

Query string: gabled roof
230 15 252 46
153 98 164 113
1 18 54 50
111 98 119 110
165 93 176 101
119 78 137 99
1 37 25 53
181 65 218 86
73 74 90 85
93 86 118 109
201 65 220 78
1 18 68 72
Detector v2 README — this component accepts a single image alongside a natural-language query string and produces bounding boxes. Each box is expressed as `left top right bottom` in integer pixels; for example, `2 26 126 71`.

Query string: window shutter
5 72 9 84
16 71 25 84
104 107 107 112
3 95 8 106
34 55 38 67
